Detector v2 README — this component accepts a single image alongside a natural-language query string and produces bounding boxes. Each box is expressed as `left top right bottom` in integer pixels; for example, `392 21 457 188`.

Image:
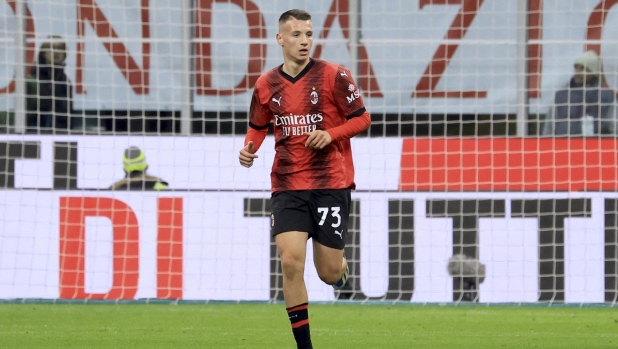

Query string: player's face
277 18 313 64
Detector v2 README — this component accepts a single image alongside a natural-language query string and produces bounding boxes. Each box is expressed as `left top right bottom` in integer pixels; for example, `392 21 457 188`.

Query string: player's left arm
305 67 370 149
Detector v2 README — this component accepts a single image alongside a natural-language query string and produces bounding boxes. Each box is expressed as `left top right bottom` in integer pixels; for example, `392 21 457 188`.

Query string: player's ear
276 33 283 46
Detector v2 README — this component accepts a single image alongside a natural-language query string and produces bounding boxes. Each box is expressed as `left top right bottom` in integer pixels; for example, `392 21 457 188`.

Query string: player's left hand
305 130 332 150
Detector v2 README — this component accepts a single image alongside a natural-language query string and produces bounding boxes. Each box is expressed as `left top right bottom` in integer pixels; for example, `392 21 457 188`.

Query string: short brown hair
278 9 311 24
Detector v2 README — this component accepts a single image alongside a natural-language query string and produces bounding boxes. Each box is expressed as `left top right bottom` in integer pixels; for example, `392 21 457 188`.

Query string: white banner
1 0 617 113
0 135 401 190
0 190 612 302
0 135 615 302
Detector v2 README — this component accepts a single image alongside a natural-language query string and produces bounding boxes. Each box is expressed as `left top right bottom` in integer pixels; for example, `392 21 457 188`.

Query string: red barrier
400 138 618 191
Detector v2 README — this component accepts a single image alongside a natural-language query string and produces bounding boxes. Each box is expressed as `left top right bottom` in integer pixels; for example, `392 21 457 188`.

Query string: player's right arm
239 84 272 168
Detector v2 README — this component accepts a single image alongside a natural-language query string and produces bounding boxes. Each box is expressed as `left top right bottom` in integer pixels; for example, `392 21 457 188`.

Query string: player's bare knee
279 252 305 276
316 264 342 285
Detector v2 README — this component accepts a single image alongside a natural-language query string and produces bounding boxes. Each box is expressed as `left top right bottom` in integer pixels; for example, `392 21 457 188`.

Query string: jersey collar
278 59 315 83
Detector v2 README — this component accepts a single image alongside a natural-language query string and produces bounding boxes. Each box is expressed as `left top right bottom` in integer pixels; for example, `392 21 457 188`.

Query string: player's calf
332 259 349 290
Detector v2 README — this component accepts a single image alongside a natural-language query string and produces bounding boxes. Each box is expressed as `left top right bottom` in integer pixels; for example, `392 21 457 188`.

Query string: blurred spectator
110 146 168 190
26 35 72 132
447 254 486 302
542 50 617 136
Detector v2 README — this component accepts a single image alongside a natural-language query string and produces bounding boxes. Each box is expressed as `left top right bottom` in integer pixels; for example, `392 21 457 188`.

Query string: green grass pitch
1 303 616 348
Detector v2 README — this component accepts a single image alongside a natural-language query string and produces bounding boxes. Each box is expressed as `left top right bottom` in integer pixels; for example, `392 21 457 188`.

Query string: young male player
238 9 371 349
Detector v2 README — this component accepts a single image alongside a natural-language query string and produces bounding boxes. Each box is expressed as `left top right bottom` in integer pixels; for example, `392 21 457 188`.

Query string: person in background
26 35 72 133
542 50 617 136
110 146 168 190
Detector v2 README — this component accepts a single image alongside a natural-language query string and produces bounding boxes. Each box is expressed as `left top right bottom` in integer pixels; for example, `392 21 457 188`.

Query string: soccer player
238 9 371 349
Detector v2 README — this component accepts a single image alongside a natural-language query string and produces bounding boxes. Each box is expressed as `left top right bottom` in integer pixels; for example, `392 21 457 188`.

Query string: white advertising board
0 135 615 302
0 190 611 303
1 135 401 191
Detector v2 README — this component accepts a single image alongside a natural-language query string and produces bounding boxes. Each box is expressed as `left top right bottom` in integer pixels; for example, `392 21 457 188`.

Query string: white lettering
274 113 323 126
287 124 314 136
310 114 323 123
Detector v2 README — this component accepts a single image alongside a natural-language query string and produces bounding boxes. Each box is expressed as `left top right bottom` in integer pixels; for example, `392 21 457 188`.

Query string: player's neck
281 58 311 78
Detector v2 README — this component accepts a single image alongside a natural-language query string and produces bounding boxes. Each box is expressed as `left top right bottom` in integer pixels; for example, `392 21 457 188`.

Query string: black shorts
271 189 351 250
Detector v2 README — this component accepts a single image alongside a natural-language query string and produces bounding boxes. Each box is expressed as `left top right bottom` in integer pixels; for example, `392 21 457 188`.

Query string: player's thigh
312 240 344 277
275 231 310 266
308 189 351 250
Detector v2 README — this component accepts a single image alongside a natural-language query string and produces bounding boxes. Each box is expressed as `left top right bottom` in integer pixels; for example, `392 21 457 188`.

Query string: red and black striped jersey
249 59 369 192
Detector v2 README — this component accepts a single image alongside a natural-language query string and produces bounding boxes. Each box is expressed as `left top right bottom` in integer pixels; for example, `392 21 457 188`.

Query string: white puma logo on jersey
334 230 342 239
339 71 348 77
272 96 282 106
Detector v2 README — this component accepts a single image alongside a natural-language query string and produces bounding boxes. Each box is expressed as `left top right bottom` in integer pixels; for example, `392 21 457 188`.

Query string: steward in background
110 146 168 190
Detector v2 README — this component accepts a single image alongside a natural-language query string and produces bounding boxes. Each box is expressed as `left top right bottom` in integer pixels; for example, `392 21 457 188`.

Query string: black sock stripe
288 309 309 323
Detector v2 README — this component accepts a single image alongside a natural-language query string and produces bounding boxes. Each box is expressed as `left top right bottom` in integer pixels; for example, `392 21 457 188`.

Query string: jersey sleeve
326 112 370 141
332 66 366 119
248 84 272 130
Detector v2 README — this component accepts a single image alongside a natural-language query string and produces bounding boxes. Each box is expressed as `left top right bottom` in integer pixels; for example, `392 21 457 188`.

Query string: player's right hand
239 141 258 168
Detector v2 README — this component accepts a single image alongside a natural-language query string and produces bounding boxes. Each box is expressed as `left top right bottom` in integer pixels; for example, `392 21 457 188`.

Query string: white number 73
317 207 341 228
